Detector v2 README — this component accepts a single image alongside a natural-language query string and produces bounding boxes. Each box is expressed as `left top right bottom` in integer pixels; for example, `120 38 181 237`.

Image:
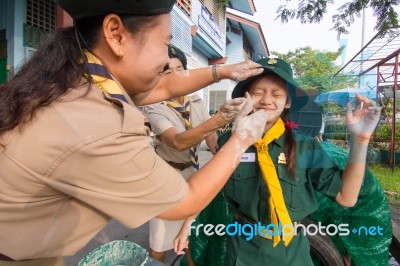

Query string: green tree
273 47 357 92
276 0 399 37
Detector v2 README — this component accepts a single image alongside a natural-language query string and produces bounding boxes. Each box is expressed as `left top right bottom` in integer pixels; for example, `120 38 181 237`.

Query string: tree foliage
273 47 357 92
276 0 399 38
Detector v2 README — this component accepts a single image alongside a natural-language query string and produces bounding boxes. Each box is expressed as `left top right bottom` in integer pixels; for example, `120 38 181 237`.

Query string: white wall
226 29 244 65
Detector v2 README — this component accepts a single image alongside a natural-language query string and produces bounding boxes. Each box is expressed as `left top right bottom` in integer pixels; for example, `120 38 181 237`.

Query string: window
209 90 227 111
204 0 225 36
176 0 192 17
26 0 56 33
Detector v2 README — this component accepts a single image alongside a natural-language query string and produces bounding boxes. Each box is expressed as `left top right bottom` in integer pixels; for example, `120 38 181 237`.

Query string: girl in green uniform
216 57 381 266
219 58 380 266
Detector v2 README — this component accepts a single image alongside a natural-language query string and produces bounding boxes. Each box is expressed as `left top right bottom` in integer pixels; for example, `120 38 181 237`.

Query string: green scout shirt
219 130 343 266
218 130 343 225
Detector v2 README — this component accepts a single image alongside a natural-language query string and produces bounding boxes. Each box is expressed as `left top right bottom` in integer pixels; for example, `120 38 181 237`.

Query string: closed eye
162 63 170 73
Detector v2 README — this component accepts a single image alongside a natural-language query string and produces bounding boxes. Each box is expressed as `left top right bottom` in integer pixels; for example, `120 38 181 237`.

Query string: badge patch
278 153 287 164
268 58 277 65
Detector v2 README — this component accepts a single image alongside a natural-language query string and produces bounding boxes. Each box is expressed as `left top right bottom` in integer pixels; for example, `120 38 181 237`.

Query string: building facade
171 0 269 111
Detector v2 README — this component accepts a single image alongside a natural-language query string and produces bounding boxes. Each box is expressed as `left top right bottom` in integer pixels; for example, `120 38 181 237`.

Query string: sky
245 0 396 63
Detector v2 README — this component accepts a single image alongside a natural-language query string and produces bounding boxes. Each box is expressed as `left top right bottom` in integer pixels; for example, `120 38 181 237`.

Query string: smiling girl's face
248 74 291 130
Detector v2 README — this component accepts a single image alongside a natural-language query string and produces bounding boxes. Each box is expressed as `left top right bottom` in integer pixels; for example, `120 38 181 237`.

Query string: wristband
211 64 220 83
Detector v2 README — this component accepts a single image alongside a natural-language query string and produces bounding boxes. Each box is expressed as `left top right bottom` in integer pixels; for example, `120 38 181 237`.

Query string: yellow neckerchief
166 97 199 170
84 50 128 103
254 118 294 247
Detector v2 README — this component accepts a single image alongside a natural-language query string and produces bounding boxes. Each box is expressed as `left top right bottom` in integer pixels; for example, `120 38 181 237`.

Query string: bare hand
221 60 264 81
232 92 269 145
218 98 247 123
346 94 381 142
173 228 189 255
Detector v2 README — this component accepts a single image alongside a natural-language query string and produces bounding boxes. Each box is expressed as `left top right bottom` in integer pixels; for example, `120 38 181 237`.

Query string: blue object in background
314 87 378 106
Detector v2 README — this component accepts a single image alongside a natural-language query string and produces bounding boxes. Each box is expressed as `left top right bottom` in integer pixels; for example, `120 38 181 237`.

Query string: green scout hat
168 45 187 70
232 57 309 111
55 0 176 20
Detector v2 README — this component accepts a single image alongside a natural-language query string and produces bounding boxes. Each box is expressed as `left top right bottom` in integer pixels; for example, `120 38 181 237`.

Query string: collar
274 134 285 148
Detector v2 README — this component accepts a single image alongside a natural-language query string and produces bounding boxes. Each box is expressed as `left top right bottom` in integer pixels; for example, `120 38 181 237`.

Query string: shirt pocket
277 166 308 212
225 165 259 203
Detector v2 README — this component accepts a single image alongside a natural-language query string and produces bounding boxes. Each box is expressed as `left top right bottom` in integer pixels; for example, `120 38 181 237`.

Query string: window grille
176 0 192 17
26 0 56 33
171 8 192 56
24 24 47 49
203 0 226 36
212 0 220 27
187 55 201 69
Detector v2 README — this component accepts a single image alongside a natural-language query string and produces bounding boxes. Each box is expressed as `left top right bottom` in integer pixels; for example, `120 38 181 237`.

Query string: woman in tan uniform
147 45 243 262
0 0 267 265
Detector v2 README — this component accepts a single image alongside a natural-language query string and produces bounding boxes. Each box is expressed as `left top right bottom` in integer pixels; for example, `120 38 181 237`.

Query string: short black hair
168 45 187 70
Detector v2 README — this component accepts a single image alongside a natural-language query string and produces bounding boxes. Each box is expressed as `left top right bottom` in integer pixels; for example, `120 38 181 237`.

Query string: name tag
241 153 256 162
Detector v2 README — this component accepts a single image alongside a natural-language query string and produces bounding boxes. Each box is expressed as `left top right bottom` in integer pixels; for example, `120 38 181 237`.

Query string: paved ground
64 220 178 266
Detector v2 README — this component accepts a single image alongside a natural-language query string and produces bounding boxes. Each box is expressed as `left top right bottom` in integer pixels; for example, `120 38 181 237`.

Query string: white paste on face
274 98 287 115
252 96 287 125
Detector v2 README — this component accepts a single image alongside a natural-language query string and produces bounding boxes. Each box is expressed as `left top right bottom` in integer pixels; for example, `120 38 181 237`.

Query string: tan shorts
149 166 195 252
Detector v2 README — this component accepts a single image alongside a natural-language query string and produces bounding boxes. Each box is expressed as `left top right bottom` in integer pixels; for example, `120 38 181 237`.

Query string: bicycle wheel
303 217 344 266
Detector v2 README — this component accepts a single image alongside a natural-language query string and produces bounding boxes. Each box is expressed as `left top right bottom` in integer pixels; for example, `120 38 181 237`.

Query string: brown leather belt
166 161 192 171
235 211 258 226
0 253 15 261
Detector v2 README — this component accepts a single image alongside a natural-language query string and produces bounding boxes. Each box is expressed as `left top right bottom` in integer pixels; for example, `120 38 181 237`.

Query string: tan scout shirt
0 83 188 260
147 94 211 164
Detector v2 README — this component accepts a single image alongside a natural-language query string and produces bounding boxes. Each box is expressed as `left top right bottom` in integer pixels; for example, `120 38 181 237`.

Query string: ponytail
281 110 296 177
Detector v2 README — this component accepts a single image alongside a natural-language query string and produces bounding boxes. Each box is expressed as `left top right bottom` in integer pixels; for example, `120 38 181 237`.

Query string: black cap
55 0 176 20
168 45 187 70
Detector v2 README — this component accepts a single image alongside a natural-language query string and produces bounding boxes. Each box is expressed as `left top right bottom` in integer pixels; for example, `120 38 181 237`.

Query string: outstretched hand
222 60 264 81
346 94 381 142
232 92 269 145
